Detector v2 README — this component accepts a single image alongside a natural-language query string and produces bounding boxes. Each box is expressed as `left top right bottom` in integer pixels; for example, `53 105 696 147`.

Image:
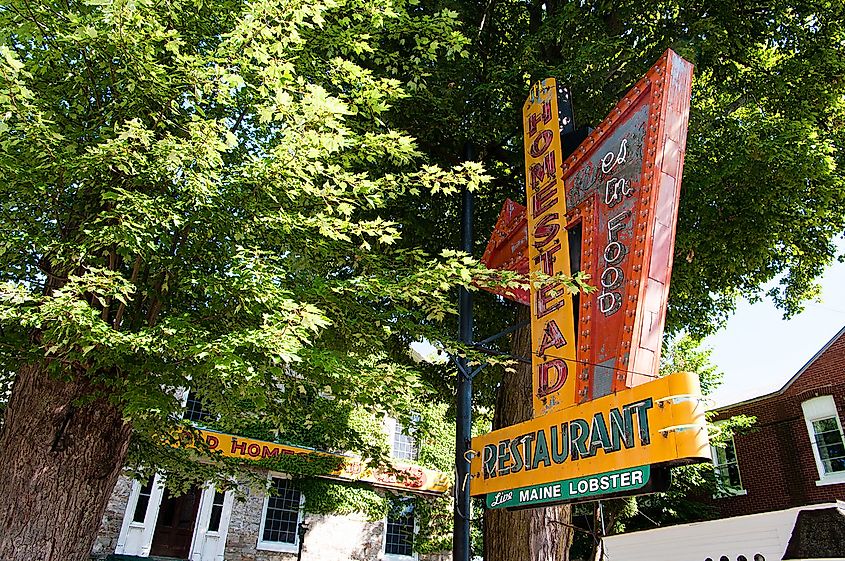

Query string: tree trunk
0 363 132 561
484 306 572 561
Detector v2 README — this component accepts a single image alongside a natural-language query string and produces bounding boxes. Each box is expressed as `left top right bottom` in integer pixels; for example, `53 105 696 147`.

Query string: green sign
486 465 651 509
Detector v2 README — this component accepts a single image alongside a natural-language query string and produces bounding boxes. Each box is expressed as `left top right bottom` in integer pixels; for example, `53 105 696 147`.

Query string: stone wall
224 483 446 561
224 485 383 561
91 475 133 560
91 473 452 561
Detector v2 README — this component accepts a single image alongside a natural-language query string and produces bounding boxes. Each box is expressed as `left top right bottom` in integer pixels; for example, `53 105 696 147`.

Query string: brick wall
710 328 845 518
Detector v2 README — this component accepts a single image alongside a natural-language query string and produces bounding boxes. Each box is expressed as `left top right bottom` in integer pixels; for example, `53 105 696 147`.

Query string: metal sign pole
453 142 475 561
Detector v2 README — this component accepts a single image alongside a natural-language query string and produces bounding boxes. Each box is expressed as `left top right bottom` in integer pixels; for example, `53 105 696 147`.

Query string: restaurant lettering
482 398 653 478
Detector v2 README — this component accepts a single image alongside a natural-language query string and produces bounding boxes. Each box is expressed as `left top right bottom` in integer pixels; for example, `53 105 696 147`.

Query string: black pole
296 521 308 561
453 142 474 561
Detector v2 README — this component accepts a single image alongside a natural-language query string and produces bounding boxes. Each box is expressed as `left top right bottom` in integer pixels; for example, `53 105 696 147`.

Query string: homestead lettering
523 80 575 409
481 398 653 479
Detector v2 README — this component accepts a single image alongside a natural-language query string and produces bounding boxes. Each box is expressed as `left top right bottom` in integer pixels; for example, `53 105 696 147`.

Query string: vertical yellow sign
523 79 577 417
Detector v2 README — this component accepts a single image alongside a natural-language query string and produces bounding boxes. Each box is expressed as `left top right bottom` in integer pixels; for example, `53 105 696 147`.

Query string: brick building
603 325 845 561
708 324 845 517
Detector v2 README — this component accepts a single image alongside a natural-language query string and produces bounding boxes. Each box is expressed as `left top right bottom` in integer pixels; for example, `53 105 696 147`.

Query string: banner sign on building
469 371 709 498
198 430 450 496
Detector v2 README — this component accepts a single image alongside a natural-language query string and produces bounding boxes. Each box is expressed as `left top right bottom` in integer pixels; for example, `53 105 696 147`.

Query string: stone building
90 411 450 561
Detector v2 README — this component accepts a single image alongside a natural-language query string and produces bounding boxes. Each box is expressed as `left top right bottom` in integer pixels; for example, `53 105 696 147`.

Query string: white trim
815 472 845 486
709 425 746 497
256 473 304 554
177 386 190 408
387 414 420 462
115 474 166 556
189 485 235 561
601 502 845 561
381 498 419 561
801 395 845 481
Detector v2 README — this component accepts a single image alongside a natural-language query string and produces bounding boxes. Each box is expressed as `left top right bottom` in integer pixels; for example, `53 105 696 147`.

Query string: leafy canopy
0 0 505 482
391 0 845 338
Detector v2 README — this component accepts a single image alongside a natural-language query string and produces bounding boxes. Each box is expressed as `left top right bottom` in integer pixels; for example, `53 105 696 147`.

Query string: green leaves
0 0 510 490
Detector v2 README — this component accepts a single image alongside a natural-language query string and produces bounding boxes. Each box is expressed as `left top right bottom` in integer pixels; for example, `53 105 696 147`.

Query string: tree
0 1 494 559
396 0 845 334
484 306 573 561
379 1 845 560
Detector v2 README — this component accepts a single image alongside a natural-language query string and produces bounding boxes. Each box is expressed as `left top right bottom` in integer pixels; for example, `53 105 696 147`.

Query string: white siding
602 502 842 561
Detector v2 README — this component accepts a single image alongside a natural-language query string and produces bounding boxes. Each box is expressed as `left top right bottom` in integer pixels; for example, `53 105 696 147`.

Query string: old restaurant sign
474 50 711 508
471 371 706 502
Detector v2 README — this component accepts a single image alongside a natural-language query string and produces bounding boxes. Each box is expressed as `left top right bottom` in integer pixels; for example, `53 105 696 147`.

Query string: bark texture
0 363 132 561
484 305 572 561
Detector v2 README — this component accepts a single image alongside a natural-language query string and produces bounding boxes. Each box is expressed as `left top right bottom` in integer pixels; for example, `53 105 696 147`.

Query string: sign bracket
477 319 530 346
450 354 487 382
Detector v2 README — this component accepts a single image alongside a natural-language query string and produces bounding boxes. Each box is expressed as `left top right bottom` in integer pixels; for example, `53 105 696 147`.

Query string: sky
705 237 845 408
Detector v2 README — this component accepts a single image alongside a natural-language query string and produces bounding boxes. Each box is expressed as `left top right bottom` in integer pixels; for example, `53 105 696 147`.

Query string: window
208 490 226 532
391 414 419 462
710 434 744 496
811 417 845 473
132 477 155 523
183 390 212 423
384 498 415 558
258 478 303 552
801 396 845 484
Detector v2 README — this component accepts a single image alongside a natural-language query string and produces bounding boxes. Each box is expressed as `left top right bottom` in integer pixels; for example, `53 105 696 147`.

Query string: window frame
256 474 305 553
206 488 227 534
389 414 420 462
801 395 845 486
709 427 746 497
381 497 418 561
131 476 157 524
181 388 214 425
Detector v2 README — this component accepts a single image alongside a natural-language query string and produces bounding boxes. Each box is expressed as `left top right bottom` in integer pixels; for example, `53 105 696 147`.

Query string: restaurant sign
481 49 696 402
486 464 670 509
522 78 579 418
198 429 450 496
470 371 709 498
470 50 707 507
